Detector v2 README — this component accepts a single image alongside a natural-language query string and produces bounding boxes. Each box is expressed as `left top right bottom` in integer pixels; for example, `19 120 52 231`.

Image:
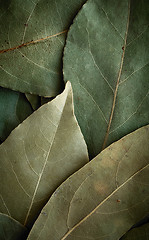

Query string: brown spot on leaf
94 182 109 195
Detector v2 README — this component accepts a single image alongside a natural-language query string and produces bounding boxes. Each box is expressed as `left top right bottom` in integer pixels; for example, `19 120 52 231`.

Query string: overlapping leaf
25 93 41 110
63 0 149 158
0 213 28 240
121 223 149 240
0 87 32 142
28 125 149 240
0 82 89 229
0 0 86 96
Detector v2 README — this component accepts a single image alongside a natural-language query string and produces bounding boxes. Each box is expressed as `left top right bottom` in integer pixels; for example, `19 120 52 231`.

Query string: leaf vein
22 0 40 43
23 95 67 226
0 194 11 216
109 91 149 134
102 8 124 41
3 146 31 198
67 173 93 229
22 140 39 177
120 63 149 85
61 163 149 239
0 30 67 54
86 27 114 93
18 50 59 75
102 0 130 150
77 79 108 124
127 26 148 47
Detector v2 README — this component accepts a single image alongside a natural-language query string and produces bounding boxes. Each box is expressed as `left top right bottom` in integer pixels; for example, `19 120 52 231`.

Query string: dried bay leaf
63 0 149 158
0 0 86 96
28 125 149 240
0 213 28 240
0 82 89 229
25 93 41 110
120 223 149 240
0 87 33 142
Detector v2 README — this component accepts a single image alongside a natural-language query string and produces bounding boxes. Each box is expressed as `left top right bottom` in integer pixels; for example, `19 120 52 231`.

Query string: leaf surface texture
28 125 149 240
121 223 149 240
0 82 89 228
64 0 149 158
0 213 28 240
0 0 86 96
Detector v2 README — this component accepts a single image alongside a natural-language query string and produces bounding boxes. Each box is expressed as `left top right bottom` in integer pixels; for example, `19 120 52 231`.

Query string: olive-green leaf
0 0 86 97
121 223 149 240
0 213 28 240
63 0 149 158
0 82 89 229
0 87 33 142
28 125 149 240
25 93 41 110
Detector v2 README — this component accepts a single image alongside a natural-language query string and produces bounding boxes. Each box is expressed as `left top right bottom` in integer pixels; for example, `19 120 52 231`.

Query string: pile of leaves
0 0 149 239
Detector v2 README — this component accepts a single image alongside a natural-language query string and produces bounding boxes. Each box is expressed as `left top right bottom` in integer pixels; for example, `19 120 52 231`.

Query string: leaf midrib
102 0 130 150
61 162 149 239
0 30 67 54
23 93 68 226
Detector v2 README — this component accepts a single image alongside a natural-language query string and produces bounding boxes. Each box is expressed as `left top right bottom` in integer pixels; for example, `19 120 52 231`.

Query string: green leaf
121 223 149 240
25 93 41 110
0 87 33 142
27 125 149 240
0 82 89 229
63 0 149 158
0 0 86 97
0 213 28 240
